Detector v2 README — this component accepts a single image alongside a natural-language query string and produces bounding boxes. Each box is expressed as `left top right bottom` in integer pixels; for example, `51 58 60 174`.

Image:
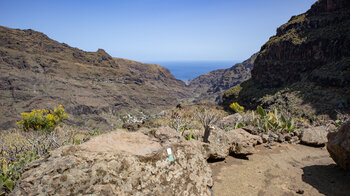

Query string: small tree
196 107 221 143
168 109 193 135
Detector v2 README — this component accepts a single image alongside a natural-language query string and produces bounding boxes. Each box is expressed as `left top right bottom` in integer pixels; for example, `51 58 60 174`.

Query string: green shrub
224 84 242 99
0 126 92 195
335 119 342 127
0 131 32 163
0 151 38 194
0 108 91 195
88 130 101 136
183 130 198 141
17 105 69 133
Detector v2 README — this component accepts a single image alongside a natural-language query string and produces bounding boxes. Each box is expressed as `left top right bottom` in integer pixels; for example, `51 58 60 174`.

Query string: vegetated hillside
188 53 257 103
0 26 191 130
223 0 350 120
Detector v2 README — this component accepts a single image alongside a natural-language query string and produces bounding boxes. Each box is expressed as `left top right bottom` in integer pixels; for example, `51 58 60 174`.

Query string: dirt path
210 144 350 196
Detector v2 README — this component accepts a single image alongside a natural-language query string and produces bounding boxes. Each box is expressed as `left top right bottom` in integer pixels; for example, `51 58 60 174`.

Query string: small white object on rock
167 148 172 155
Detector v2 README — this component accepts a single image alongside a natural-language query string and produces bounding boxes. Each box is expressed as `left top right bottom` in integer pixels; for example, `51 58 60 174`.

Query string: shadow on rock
302 164 350 196
230 153 249 160
207 158 225 163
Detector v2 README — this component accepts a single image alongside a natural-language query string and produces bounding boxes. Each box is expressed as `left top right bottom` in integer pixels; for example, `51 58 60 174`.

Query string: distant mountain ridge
0 26 191 130
188 53 257 103
150 61 236 82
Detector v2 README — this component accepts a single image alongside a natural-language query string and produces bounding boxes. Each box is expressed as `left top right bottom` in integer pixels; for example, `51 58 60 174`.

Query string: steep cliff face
252 0 350 87
188 53 257 103
0 26 190 130
223 0 350 119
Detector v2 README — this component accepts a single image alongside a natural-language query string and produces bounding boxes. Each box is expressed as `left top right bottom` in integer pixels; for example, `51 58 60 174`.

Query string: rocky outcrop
327 120 350 171
222 0 350 118
188 53 257 103
203 126 261 160
0 26 191 130
301 126 328 146
12 130 213 195
226 128 262 155
144 126 184 145
218 113 243 129
203 127 230 159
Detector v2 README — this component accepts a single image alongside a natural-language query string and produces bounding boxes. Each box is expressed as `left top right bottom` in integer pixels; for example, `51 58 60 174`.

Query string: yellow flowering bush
17 105 69 133
229 102 245 114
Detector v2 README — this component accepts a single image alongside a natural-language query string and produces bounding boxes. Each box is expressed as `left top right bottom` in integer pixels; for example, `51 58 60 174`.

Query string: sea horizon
147 60 240 81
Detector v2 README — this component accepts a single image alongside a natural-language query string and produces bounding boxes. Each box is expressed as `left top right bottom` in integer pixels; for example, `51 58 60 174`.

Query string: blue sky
0 0 317 61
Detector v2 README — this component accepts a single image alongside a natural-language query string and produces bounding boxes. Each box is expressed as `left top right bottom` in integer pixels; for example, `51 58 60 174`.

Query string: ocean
148 61 238 81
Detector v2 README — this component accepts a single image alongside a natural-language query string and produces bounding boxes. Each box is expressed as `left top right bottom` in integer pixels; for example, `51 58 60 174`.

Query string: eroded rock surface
218 113 243 129
301 126 328 146
226 128 262 155
12 130 212 195
327 120 350 171
144 126 184 145
203 127 230 160
203 126 261 160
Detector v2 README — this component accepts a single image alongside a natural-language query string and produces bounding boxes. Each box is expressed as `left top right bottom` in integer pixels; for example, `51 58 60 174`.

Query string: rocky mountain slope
223 0 350 120
0 26 191 130
188 53 257 103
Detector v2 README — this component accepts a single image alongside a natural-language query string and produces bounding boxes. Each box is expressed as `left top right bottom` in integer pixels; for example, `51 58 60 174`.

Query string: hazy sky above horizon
0 0 317 62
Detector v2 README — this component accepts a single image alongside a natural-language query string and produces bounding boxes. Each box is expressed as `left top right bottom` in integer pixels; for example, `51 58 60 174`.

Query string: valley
0 0 349 195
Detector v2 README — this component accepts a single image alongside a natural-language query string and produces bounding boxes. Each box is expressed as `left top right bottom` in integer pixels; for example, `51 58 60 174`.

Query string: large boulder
203 126 262 160
12 130 212 195
203 127 230 160
327 121 350 171
301 126 328 146
226 128 262 155
218 113 243 129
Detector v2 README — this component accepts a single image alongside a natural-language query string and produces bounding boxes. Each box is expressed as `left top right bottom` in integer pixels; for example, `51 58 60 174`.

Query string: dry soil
210 144 350 196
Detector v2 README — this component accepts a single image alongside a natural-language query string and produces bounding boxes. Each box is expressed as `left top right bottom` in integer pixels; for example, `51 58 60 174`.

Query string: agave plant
251 106 296 133
280 114 295 132
234 122 245 129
